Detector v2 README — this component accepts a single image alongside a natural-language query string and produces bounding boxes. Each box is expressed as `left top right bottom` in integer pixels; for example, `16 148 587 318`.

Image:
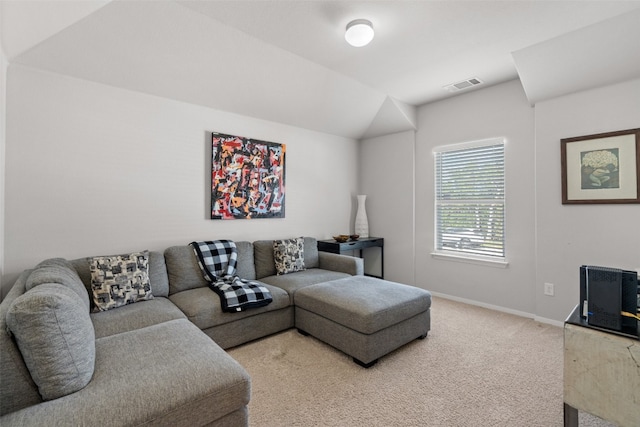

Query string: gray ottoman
295 276 431 368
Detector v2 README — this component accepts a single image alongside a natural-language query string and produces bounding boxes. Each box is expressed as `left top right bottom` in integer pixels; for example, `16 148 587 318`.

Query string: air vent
443 77 483 93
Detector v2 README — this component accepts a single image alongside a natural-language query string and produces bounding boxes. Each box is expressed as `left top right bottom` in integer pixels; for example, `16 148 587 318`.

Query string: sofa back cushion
26 258 90 311
71 251 169 301
303 237 319 269
254 237 319 279
6 283 96 401
253 240 276 279
234 241 257 279
0 271 42 416
165 242 256 295
165 245 207 294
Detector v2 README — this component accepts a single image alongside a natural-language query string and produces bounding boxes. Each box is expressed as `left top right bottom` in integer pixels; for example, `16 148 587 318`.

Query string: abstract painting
211 132 286 219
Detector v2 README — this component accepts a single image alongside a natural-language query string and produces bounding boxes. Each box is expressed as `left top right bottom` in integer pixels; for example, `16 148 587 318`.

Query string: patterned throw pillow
273 237 306 275
89 251 153 312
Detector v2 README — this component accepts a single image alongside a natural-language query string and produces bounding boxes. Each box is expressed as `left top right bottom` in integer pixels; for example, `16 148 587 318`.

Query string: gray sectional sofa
0 237 363 426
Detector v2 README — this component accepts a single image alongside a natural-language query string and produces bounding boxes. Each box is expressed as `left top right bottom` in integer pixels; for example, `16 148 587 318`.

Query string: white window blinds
434 139 505 259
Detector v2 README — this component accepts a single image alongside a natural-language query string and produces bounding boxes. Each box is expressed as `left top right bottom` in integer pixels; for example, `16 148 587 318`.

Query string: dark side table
317 237 384 279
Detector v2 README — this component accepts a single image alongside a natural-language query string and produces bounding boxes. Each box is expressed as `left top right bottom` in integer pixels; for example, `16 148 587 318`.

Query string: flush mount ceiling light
345 19 374 47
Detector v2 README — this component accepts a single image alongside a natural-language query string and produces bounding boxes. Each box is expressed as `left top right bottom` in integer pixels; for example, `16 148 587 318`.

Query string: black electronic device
579 265 638 336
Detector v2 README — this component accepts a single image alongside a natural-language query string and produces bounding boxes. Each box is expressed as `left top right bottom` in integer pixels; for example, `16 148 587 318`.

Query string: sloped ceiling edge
0 0 111 60
513 9 640 105
361 97 417 140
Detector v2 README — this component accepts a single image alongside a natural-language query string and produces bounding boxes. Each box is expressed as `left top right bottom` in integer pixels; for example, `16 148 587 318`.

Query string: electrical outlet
544 283 555 296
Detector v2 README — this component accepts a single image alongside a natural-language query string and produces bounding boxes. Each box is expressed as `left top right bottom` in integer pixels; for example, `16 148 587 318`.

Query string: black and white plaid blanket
190 240 273 313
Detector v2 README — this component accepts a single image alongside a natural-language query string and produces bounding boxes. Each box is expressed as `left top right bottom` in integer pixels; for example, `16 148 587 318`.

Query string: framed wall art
561 128 640 204
211 132 286 219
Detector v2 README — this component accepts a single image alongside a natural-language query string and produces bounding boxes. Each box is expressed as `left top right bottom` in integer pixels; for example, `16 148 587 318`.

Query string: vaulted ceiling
2 1 640 139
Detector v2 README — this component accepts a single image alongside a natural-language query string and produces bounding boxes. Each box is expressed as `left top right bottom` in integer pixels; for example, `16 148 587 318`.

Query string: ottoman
295 276 431 368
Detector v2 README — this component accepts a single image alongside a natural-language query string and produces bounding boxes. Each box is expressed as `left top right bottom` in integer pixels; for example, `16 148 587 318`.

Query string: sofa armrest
318 252 363 276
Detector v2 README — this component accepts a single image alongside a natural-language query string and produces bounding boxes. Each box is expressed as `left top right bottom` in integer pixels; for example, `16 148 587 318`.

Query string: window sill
430 251 509 268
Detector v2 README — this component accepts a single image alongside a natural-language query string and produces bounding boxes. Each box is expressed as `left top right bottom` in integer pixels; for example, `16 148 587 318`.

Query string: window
434 138 505 261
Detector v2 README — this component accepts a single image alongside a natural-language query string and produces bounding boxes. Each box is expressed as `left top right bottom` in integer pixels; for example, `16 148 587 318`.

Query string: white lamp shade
345 19 374 47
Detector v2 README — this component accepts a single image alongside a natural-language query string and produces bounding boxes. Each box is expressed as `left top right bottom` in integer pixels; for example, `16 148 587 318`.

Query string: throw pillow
6 283 95 400
89 250 153 312
26 258 91 311
273 237 306 275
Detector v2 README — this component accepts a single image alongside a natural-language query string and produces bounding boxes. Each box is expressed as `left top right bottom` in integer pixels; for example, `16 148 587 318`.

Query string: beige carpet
228 296 615 427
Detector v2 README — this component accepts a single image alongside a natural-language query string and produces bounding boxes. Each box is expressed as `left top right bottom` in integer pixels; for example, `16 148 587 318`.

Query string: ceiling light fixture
345 19 374 47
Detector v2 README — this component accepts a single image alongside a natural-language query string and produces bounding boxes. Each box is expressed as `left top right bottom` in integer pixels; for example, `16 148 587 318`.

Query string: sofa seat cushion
169 283 289 330
0 319 251 426
90 297 186 339
259 269 351 303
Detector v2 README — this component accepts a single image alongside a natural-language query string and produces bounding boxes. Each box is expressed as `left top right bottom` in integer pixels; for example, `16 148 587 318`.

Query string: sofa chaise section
1 251 251 426
1 318 250 427
296 276 432 367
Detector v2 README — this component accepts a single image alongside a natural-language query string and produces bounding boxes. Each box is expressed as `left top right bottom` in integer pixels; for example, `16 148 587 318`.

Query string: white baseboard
533 316 564 327
430 291 564 327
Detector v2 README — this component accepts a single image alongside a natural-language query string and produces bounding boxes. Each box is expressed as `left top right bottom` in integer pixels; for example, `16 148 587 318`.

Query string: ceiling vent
443 77 483 93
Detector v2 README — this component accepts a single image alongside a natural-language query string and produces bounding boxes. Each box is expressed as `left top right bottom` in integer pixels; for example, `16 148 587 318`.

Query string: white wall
534 78 640 321
414 80 538 316
359 130 415 284
2 65 359 296
410 77 638 323
4 64 637 322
